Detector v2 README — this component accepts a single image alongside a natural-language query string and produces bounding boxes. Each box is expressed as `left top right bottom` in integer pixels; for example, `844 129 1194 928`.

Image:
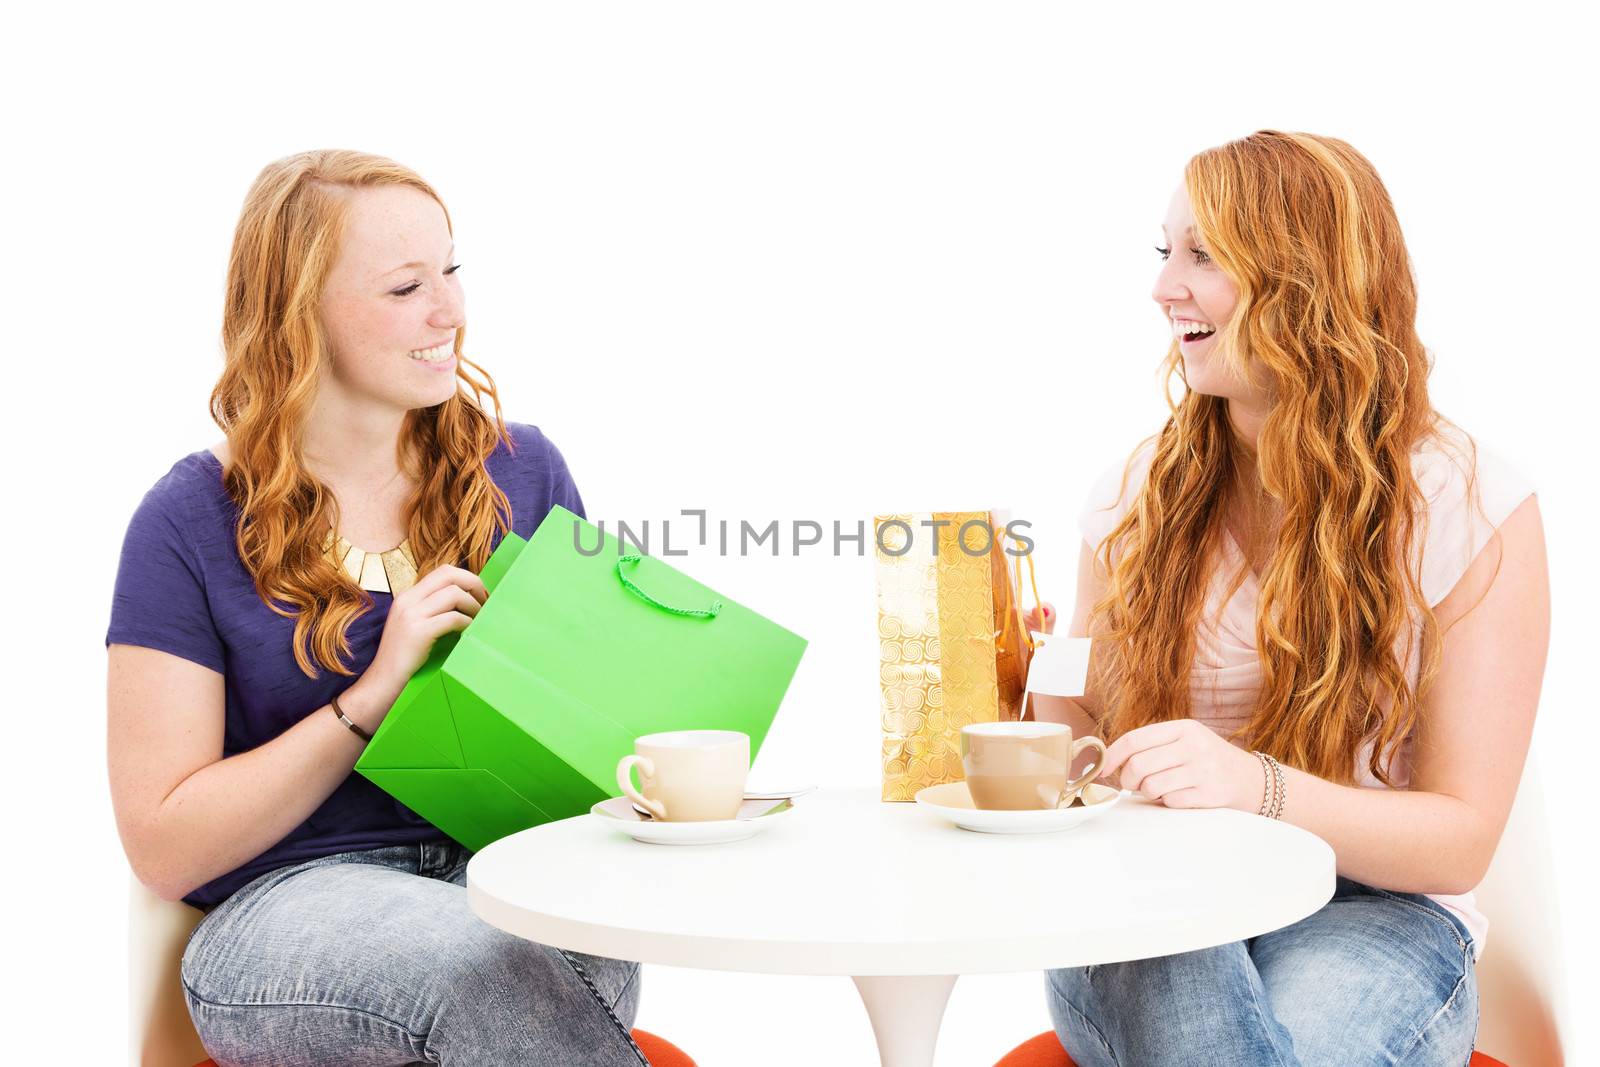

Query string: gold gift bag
875 511 1041 801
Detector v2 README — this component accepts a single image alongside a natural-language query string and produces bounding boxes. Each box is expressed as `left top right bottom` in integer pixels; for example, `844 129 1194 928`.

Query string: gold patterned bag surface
875 511 1038 801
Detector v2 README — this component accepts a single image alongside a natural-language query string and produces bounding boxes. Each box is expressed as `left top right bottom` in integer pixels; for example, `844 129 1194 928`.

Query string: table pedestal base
851 974 958 1067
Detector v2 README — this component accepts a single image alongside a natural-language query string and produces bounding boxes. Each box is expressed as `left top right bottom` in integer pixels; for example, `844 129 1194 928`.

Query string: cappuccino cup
616 730 749 822
960 722 1107 811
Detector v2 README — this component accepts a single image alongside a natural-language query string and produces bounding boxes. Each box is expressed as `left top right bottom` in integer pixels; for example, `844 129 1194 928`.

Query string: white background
5 2 1594 1063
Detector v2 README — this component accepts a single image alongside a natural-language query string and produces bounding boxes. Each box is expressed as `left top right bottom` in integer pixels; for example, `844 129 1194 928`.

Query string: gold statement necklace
322 528 419 595
312 461 421 595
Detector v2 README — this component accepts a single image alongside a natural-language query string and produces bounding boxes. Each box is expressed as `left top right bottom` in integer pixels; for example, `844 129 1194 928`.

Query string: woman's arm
1102 494 1550 896
1028 539 1108 746
107 646 402 903
1272 493 1550 894
108 562 485 903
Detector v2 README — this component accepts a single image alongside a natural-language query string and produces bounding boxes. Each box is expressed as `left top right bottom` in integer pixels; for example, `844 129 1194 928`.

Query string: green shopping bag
355 505 808 850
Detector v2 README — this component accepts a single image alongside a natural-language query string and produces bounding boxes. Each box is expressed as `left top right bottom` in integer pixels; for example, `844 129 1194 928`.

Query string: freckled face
319 185 465 411
1151 184 1246 400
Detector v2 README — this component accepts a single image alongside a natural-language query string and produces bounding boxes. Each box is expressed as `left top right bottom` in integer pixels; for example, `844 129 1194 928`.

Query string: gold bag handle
992 515 1044 655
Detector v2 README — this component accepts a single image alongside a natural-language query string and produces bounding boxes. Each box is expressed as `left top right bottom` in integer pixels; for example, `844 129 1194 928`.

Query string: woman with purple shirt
106 150 645 1066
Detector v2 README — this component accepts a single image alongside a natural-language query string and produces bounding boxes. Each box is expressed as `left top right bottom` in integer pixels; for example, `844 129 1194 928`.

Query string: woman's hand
353 565 489 713
1096 719 1264 812
1022 601 1057 635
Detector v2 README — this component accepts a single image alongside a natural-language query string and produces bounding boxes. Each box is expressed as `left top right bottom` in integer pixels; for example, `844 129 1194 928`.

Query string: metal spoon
631 786 817 821
744 786 817 802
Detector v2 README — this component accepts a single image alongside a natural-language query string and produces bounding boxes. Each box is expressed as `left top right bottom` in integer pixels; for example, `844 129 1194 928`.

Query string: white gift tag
1024 633 1092 697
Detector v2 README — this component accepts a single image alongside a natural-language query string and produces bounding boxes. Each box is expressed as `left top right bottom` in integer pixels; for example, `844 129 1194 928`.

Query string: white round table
468 787 1335 1066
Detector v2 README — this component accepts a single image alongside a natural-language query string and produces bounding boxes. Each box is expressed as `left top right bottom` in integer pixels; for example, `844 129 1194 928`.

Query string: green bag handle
616 553 723 619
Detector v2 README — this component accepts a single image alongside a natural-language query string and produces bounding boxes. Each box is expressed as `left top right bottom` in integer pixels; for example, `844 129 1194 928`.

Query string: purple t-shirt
106 422 585 909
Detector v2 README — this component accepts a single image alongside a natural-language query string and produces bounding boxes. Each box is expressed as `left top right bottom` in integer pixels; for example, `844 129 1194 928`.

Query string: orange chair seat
634 1028 698 1066
995 1031 1511 1067
190 1027 695 1067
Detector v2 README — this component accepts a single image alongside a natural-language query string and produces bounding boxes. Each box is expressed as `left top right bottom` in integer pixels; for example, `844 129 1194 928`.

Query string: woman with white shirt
1030 129 1548 1066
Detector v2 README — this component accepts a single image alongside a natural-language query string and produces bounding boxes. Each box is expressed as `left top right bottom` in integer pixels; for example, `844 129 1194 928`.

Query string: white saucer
914 781 1127 834
589 795 795 845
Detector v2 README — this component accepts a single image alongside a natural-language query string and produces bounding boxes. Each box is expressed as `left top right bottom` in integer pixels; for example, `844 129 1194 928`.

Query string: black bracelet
330 690 372 742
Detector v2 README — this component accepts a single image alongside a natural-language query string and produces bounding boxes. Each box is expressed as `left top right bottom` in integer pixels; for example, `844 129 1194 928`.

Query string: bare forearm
1028 693 1097 734
1263 764 1490 896
997 692 1487 892
143 676 399 901
1029 694 1104 776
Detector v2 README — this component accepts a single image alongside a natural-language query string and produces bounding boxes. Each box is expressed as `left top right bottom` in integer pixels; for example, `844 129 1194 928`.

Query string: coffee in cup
960 721 1106 810
616 730 750 822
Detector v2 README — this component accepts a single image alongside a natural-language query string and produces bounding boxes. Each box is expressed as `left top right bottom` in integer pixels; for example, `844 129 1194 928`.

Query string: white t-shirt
1076 422 1536 960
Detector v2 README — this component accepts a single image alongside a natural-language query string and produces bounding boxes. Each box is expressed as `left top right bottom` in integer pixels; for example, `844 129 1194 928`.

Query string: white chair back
1471 753 1567 1064
128 876 209 1067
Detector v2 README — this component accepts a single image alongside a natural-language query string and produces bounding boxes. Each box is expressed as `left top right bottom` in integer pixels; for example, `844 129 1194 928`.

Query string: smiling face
318 184 464 413
1152 183 1261 410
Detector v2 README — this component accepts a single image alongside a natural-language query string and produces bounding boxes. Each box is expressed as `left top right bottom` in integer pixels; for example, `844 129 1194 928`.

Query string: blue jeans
1045 876 1479 1066
180 841 644 1066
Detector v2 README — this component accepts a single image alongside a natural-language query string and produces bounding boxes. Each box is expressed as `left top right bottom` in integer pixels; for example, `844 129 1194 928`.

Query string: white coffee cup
616 730 750 822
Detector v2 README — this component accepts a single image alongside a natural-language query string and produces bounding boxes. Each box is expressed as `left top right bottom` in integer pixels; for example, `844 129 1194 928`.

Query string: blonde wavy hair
209 149 513 679
1089 130 1485 787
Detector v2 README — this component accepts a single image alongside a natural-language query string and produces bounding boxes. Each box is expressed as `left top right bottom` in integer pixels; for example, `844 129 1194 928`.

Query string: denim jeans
1045 876 1479 1066
180 841 645 1066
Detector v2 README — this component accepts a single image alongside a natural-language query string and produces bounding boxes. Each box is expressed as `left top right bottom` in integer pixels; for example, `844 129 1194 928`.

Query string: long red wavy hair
1089 131 1486 786
209 149 513 679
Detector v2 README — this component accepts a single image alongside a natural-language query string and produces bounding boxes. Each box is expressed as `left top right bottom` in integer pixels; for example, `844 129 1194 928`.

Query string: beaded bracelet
1254 751 1273 816
1253 750 1286 820
1269 755 1286 820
